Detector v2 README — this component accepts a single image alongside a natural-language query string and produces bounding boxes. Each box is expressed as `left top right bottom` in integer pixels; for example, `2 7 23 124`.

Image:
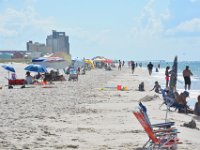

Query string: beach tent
72 57 85 70
92 57 107 68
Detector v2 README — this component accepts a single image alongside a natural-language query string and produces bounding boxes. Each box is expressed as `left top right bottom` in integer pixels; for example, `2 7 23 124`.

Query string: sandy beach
0 63 200 150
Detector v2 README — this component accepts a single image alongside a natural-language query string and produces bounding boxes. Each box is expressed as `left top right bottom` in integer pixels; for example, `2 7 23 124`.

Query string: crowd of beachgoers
0 60 200 149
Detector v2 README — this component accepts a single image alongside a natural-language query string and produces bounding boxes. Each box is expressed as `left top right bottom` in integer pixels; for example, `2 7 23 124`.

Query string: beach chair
68 68 78 81
133 102 181 149
160 89 186 113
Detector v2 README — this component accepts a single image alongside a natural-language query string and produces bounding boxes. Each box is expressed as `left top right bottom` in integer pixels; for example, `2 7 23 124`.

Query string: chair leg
143 139 151 148
159 102 164 109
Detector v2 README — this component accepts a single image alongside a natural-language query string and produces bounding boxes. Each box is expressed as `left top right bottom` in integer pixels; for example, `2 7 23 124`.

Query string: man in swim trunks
183 66 193 90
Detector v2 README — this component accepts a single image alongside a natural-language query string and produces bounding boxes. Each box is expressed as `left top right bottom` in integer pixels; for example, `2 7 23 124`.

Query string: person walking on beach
122 61 125 67
118 60 122 70
183 66 193 90
165 66 171 88
147 62 153 75
131 61 135 74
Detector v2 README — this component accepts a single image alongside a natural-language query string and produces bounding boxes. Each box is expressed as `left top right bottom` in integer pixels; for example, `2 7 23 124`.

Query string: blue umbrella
1 65 15 72
24 64 48 73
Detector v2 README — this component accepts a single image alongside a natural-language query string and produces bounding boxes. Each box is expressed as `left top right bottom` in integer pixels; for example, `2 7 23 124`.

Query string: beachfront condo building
46 30 70 54
26 41 52 53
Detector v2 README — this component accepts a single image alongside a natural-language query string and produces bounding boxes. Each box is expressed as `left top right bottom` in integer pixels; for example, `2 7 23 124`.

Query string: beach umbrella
1 65 15 72
32 57 47 62
32 57 68 69
169 56 178 92
103 59 113 64
84 59 95 69
24 64 48 73
1 65 16 79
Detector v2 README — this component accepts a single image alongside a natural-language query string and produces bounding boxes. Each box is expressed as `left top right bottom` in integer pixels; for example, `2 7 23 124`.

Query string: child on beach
194 95 200 116
150 81 161 93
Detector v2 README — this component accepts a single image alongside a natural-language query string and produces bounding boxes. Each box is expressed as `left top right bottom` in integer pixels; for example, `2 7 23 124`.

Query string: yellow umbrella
84 59 95 69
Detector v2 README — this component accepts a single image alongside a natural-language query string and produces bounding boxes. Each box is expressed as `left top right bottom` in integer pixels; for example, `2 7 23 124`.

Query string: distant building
0 50 26 59
26 41 52 54
46 30 70 54
13 52 24 59
0 52 12 59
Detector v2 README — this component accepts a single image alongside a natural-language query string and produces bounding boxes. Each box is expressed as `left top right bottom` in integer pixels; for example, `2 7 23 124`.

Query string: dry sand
0 63 200 149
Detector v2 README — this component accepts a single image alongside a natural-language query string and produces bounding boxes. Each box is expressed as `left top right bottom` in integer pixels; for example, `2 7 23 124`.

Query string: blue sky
1 0 200 61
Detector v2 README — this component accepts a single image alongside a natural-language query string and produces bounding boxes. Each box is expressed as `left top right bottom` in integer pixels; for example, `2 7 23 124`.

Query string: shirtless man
175 91 193 113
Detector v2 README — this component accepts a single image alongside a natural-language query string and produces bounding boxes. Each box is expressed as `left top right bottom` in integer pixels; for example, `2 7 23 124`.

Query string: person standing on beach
183 66 193 90
194 95 200 116
122 61 125 67
147 62 153 75
158 64 160 69
118 60 122 70
131 61 135 74
165 66 171 88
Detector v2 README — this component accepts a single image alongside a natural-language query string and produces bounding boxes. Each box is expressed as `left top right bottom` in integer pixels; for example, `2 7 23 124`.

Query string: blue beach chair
160 89 186 112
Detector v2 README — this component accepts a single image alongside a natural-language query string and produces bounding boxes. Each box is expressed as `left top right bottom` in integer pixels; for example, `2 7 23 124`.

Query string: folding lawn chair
160 89 187 116
133 102 181 149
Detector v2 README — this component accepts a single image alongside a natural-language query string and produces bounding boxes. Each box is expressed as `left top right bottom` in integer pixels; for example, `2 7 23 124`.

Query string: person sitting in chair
175 91 193 113
25 71 33 84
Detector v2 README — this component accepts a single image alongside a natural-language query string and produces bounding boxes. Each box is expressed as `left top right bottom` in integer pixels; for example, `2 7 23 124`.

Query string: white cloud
166 18 200 34
61 27 112 45
130 0 168 42
0 4 56 37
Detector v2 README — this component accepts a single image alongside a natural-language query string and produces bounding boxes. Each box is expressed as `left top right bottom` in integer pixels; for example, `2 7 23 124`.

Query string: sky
1 0 200 61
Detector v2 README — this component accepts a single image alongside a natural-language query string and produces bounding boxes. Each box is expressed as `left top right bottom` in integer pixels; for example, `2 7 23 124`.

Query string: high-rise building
46 30 70 54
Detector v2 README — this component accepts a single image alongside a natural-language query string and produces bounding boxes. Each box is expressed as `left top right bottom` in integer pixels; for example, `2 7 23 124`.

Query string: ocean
140 61 200 109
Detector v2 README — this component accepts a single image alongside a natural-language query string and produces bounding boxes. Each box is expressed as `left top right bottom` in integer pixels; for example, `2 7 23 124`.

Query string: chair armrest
153 127 177 133
155 131 180 136
152 122 175 128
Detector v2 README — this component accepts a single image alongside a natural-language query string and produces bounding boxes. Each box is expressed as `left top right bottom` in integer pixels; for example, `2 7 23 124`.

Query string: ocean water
139 61 200 108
